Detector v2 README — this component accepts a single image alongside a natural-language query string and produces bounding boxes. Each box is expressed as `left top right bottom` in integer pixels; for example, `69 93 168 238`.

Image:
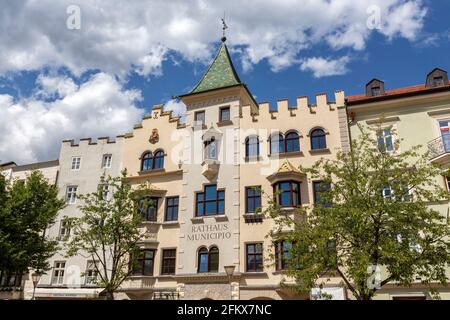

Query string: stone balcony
428 134 450 164
120 276 156 292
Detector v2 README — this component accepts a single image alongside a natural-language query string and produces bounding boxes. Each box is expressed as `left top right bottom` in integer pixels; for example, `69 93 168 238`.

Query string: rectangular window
275 241 292 271
102 154 112 168
246 243 263 272
194 111 205 126
446 176 450 191
98 184 110 200
85 261 98 285
382 185 392 200
274 181 300 208
219 106 230 122
52 261 65 285
313 181 331 206
161 249 176 275
71 156 81 170
195 185 225 217
139 197 159 221
165 196 179 222
59 219 71 240
245 186 261 213
433 76 444 87
66 186 78 204
371 86 381 96
132 250 155 276
377 128 394 153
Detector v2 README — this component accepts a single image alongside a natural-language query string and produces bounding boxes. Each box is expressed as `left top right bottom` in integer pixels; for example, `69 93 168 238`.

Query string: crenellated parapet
61 135 125 147
243 90 345 121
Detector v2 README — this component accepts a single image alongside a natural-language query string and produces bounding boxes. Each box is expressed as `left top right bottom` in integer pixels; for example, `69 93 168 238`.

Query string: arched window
153 150 165 169
141 152 153 171
141 150 165 171
198 246 219 273
245 136 260 158
310 129 327 150
270 133 284 154
285 131 300 153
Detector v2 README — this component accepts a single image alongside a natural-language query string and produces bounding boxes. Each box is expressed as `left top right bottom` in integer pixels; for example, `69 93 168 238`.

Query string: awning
32 287 103 299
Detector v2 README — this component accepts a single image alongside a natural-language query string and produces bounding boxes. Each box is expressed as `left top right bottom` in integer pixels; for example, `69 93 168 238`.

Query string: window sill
129 275 155 279
243 213 264 223
217 120 233 127
162 221 179 227
191 124 207 130
268 151 304 158
214 214 228 222
140 221 161 226
309 148 331 155
191 216 204 223
138 168 165 175
242 272 267 277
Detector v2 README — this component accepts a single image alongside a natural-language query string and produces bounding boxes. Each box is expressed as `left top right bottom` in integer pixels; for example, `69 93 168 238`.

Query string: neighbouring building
346 67 450 300
26 137 124 299
0 160 59 300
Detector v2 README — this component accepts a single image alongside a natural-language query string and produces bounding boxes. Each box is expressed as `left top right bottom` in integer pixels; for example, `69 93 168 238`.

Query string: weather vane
221 12 228 42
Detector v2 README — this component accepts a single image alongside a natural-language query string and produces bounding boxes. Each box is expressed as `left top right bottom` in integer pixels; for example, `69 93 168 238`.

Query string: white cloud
300 56 350 78
164 99 187 122
0 0 428 76
0 73 145 164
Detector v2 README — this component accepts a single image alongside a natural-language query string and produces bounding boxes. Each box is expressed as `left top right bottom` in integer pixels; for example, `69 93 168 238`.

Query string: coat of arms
149 128 159 144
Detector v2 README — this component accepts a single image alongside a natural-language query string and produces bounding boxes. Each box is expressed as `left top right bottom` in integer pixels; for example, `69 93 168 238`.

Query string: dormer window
433 76 444 87
371 86 381 96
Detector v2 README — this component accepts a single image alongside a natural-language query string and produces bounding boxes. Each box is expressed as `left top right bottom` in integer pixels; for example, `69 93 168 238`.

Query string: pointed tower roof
190 42 242 94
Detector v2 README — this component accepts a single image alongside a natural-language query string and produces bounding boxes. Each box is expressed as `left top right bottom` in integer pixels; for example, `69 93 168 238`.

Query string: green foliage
65 170 151 300
0 170 65 279
267 125 450 300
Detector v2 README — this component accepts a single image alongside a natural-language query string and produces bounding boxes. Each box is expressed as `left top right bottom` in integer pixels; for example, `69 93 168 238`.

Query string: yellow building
346 68 450 300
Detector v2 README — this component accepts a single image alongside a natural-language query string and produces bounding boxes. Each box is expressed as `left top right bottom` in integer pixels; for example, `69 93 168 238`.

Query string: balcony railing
428 134 450 160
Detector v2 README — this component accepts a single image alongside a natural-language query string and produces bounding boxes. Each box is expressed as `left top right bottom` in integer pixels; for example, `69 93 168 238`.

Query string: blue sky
0 0 449 164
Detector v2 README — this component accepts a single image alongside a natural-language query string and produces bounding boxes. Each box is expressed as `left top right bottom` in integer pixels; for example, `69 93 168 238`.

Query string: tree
0 170 65 286
267 125 450 300
66 170 152 300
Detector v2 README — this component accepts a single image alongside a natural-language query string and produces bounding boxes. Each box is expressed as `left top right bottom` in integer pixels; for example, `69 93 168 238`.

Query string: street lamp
31 272 42 300
224 265 236 300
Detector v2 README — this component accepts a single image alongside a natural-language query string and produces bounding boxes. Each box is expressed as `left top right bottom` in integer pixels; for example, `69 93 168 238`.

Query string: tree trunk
105 290 115 300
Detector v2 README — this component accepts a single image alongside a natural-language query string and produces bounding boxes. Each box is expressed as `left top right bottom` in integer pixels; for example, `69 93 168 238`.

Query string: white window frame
66 186 78 204
98 184 110 201
71 156 81 171
58 219 71 240
102 154 112 169
85 261 98 286
368 122 400 155
52 261 65 285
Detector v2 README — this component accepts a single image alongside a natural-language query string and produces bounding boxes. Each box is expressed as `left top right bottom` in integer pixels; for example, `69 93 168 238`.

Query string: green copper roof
190 43 241 94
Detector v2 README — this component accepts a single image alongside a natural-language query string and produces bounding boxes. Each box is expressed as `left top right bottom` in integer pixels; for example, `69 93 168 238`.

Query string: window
310 129 327 150
377 128 394 153
165 196 179 222
98 184 110 200
85 261 98 285
139 197 159 221
132 249 155 276
275 241 292 271
197 246 219 273
194 111 205 126
245 186 261 213
196 185 225 216
102 154 112 168
66 186 78 204
220 106 230 122
245 136 260 158
285 131 300 153
246 243 263 272
141 150 165 171
371 86 381 96
52 261 65 285
446 176 450 191
270 133 284 154
161 249 176 275
313 181 331 206
274 181 300 207
59 219 71 240
71 156 81 170
433 76 444 87
439 121 450 152
382 186 393 200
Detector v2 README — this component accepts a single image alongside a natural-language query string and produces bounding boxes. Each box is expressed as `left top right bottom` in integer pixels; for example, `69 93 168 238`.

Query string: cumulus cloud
164 99 187 122
0 73 145 164
300 56 350 78
0 0 428 76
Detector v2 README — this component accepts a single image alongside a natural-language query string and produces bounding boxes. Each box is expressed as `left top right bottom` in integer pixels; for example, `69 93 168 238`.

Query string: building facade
346 68 450 300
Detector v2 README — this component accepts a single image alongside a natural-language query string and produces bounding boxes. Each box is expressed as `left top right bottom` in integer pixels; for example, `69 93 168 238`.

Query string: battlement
242 90 345 121
62 135 124 147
